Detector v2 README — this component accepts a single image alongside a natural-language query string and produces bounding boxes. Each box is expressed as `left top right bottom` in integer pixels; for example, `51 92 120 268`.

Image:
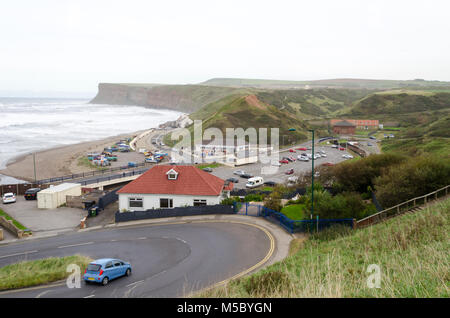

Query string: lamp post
308 129 315 220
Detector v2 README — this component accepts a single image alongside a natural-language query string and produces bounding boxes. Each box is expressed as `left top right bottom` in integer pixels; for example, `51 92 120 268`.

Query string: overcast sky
1 0 449 97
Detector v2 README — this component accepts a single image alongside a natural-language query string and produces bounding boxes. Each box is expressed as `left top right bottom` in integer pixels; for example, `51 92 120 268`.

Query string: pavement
0 214 292 298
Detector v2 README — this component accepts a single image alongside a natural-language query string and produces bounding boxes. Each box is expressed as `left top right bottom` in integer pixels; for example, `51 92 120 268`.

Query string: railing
35 162 151 185
356 185 449 228
78 168 149 186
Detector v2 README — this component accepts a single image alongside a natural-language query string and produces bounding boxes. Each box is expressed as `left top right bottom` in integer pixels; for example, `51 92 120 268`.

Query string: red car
285 168 294 175
296 147 307 151
279 159 289 164
289 149 295 152
323 162 334 166
339 147 345 151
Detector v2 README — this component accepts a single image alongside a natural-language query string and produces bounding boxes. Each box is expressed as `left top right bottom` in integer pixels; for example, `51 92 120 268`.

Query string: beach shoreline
0 129 148 183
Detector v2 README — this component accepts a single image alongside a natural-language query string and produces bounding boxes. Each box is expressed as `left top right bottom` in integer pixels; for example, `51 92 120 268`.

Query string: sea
0 97 182 185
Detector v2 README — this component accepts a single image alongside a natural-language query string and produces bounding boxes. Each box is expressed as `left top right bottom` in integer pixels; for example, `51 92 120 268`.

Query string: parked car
2 193 16 204
240 173 254 179
271 161 282 166
128 162 138 167
83 258 132 286
226 177 239 183
370 136 377 140
145 157 159 163
287 176 299 183
367 142 373 146
296 147 307 151
331 144 338 148
233 170 245 176
313 154 321 160
342 154 354 159
246 177 264 188
285 168 294 175
264 181 277 187
297 155 309 161
289 149 295 152
279 159 289 164
339 147 345 151
202 167 213 173
24 188 41 200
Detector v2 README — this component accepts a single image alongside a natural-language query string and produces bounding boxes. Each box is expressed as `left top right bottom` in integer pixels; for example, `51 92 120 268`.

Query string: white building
117 165 233 211
37 183 81 209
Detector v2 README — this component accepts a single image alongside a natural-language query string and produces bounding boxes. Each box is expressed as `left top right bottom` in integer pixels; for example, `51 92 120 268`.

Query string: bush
264 191 282 212
374 155 450 208
244 194 263 202
330 153 406 193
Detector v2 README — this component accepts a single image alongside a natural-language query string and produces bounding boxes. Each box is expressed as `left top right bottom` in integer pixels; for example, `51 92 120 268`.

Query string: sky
1 0 449 97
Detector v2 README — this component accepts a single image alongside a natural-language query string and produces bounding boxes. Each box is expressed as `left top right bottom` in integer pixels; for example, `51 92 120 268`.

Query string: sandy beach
0 130 147 182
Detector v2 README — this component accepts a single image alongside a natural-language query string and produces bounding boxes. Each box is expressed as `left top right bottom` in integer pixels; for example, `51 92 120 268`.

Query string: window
160 198 173 208
168 173 177 180
129 198 143 208
105 262 113 269
114 261 121 267
194 199 207 206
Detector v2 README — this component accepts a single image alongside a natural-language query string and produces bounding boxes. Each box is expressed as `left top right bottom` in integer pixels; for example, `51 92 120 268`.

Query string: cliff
90 83 239 113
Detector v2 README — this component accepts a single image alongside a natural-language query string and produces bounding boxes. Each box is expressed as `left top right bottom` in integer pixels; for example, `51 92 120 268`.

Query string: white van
246 177 264 188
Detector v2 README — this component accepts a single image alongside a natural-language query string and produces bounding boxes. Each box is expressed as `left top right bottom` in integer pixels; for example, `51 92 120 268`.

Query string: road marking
126 280 144 287
137 237 147 240
36 290 52 298
84 294 95 298
110 239 117 242
57 242 94 249
0 250 38 259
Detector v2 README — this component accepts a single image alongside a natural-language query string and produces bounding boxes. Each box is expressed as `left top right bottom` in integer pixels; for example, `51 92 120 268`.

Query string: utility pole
33 153 37 184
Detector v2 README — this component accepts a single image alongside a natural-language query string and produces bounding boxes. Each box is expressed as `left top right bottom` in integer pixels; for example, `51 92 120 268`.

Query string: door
113 260 124 277
104 261 115 279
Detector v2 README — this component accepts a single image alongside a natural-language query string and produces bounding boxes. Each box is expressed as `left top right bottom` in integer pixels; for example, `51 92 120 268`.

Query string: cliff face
90 83 238 113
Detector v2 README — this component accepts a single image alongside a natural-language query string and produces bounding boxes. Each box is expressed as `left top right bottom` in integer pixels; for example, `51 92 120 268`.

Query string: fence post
352 218 357 229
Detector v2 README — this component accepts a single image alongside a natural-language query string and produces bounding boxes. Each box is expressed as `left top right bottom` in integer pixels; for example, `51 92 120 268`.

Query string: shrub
264 191 282 212
374 155 450 207
244 194 263 202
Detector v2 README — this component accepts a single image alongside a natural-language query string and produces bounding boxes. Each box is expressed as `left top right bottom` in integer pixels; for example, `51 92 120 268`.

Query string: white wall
119 192 229 212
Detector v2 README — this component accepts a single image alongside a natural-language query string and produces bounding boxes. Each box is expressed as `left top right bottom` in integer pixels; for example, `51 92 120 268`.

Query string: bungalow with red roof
117 165 233 211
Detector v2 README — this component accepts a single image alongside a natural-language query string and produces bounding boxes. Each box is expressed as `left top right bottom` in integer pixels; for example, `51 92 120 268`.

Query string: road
0 220 272 298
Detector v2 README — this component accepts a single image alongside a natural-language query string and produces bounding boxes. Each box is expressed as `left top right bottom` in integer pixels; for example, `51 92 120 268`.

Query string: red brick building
330 119 379 130
332 120 356 135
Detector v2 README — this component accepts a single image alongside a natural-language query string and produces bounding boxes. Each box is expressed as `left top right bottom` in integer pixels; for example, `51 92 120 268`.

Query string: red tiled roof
117 165 232 196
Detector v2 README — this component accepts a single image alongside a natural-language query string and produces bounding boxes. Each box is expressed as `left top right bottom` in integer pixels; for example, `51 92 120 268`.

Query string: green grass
0 208 28 231
77 157 108 171
0 255 92 291
195 163 222 169
280 204 306 220
200 197 450 298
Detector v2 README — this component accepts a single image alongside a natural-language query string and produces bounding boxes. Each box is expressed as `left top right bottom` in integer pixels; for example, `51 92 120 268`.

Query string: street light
308 129 315 221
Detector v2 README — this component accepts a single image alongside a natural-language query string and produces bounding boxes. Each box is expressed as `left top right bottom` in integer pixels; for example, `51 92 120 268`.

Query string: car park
226 177 239 183
2 193 16 204
83 258 132 286
24 188 41 200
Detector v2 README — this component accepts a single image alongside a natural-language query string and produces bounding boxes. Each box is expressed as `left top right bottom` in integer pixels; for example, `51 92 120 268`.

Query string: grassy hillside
349 91 450 116
201 78 450 89
200 197 450 298
187 93 308 146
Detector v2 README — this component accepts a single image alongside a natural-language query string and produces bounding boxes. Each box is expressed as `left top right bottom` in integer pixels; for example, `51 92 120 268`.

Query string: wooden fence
0 183 50 196
356 185 449 228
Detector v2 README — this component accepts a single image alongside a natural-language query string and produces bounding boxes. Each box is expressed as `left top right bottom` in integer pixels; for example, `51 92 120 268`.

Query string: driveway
0 196 85 233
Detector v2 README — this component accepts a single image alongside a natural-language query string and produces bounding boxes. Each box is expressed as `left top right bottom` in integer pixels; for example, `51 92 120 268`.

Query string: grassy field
280 204 306 220
0 255 92 291
0 208 28 231
199 197 450 298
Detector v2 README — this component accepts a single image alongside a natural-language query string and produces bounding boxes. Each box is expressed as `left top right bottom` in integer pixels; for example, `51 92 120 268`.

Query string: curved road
0 221 273 298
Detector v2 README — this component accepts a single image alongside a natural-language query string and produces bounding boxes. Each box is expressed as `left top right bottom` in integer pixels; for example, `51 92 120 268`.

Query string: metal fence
77 168 149 186
98 188 121 210
35 162 151 185
357 185 449 228
235 202 355 234
115 204 235 222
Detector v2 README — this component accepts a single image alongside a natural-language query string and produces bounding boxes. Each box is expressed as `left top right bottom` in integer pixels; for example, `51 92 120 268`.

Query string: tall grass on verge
0 255 92 291
198 197 450 298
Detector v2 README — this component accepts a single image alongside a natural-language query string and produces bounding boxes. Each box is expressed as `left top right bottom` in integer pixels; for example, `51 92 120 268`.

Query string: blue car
83 258 132 286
